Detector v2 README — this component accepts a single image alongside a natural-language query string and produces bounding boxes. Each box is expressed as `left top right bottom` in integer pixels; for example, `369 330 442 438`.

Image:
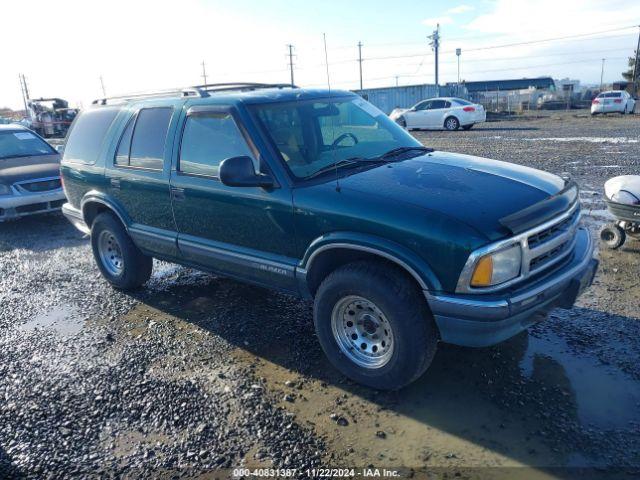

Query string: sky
2 0 640 110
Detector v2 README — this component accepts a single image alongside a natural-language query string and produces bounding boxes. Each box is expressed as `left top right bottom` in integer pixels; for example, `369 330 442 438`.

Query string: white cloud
422 16 453 27
447 5 474 15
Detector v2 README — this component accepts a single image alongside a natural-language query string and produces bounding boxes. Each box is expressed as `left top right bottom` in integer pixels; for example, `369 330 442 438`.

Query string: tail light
592 99 600 104
59 168 65 190
463 106 476 112
614 99 622 104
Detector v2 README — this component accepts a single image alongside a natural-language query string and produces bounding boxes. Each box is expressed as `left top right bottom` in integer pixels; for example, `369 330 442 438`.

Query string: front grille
18 178 62 193
525 206 580 274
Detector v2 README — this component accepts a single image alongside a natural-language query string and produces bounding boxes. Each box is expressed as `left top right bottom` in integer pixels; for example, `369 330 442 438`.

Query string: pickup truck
60 83 598 389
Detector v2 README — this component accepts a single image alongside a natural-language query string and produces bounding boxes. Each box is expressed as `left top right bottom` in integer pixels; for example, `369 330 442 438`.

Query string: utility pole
632 25 640 93
357 41 363 90
600 58 605 91
456 48 461 96
428 24 440 94
19 74 29 116
201 61 208 86
99 76 106 97
395 76 399 87
287 44 295 87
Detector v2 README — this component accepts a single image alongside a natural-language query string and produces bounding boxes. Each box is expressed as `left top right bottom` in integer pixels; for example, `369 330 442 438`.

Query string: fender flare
80 191 132 230
298 232 442 292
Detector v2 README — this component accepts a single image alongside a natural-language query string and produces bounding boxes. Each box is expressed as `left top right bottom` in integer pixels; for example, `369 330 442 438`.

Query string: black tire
600 224 626 250
313 260 438 390
396 116 407 128
90 212 153 289
444 116 460 131
462 124 473 130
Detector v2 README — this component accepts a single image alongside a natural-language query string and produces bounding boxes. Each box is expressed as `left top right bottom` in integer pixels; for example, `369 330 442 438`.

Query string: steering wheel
331 133 359 148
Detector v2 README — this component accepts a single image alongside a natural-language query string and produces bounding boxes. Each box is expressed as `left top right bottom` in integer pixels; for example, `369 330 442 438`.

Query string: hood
389 108 410 120
338 151 566 240
0 154 61 186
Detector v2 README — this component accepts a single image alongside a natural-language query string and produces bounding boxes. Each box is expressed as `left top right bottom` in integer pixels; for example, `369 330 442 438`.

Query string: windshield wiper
306 157 383 180
377 146 433 161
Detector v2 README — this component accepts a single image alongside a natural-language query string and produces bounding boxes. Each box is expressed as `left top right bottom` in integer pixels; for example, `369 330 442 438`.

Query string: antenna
323 33 340 192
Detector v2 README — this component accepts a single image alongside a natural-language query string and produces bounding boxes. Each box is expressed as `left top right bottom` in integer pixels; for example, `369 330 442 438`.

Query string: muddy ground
1 110 639 479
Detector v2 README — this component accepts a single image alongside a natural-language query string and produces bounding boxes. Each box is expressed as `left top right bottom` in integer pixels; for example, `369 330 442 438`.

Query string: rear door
169 104 298 292
105 103 182 258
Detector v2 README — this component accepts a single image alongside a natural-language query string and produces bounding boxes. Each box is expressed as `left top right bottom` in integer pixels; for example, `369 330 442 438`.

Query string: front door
407 100 432 128
169 105 298 292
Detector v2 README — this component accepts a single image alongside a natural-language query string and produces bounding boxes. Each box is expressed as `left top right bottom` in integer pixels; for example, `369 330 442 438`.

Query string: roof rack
92 82 298 105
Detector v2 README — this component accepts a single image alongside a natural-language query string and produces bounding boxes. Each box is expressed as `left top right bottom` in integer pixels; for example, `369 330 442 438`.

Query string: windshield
0 130 55 159
252 96 422 179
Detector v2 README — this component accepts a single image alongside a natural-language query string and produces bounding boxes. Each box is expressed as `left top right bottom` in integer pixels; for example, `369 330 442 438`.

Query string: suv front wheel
314 261 438 390
90 212 153 290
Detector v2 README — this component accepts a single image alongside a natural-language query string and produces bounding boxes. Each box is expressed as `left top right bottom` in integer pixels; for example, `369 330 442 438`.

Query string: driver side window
179 112 255 178
415 101 432 111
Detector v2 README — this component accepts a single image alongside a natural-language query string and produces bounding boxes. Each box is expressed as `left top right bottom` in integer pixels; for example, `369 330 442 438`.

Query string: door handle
110 178 121 189
171 187 185 201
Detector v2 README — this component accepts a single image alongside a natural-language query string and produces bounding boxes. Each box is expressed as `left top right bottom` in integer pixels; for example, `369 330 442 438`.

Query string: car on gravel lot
60 83 597 389
389 97 486 131
591 90 636 115
0 124 65 221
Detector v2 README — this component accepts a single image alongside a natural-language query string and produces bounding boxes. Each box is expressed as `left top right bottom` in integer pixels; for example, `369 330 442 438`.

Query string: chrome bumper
425 227 597 347
0 189 66 221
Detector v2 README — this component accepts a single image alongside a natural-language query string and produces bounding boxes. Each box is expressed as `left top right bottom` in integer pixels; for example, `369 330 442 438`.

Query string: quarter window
124 107 172 170
179 112 255 177
114 114 135 166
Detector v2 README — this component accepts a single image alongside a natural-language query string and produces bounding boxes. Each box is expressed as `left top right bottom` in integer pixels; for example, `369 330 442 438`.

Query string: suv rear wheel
91 212 153 289
313 261 438 390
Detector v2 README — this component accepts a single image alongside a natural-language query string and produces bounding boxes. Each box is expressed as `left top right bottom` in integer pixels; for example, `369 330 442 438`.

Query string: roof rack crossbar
91 82 298 105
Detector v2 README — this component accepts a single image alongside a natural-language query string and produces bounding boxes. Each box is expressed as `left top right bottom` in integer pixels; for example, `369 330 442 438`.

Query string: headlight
470 244 522 288
0 184 12 196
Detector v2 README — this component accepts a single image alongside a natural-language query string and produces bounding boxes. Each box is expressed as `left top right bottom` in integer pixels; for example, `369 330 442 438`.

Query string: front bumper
425 227 597 347
0 189 66 221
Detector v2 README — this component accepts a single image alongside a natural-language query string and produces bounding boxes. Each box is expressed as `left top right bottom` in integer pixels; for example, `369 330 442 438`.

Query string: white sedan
389 97 486 131
591 90 636 115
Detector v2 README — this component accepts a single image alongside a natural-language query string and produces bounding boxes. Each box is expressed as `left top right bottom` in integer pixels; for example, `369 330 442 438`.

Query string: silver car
0 125 65 221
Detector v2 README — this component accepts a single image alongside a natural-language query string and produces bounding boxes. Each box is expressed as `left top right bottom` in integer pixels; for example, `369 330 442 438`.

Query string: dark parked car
0 125 65 221
60 83 598 389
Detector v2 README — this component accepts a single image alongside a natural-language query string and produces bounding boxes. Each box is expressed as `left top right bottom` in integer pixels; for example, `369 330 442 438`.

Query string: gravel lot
1 110 639 478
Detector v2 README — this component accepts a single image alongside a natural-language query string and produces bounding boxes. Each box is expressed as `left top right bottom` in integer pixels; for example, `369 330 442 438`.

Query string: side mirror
55 144 65 154
219 156 274 188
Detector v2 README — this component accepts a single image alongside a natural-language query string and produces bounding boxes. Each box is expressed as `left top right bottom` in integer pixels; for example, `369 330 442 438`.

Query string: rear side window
63 108 119 164
179 113 255 177
114 107 172 170
431 100 446 109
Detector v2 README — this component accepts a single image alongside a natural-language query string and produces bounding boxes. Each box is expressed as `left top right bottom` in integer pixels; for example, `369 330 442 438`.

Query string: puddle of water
521 331 640 430
18 305 84 336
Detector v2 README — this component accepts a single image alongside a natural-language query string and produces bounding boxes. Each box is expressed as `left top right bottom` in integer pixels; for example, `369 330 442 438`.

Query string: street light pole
600 58 605 91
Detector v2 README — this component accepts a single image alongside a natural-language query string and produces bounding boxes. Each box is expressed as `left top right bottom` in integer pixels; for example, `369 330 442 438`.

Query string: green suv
61 83 597 389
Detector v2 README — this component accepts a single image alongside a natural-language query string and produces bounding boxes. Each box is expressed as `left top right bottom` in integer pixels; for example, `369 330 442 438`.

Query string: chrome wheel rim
97 231 124 276
331 295 394 369
446 118 457 130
